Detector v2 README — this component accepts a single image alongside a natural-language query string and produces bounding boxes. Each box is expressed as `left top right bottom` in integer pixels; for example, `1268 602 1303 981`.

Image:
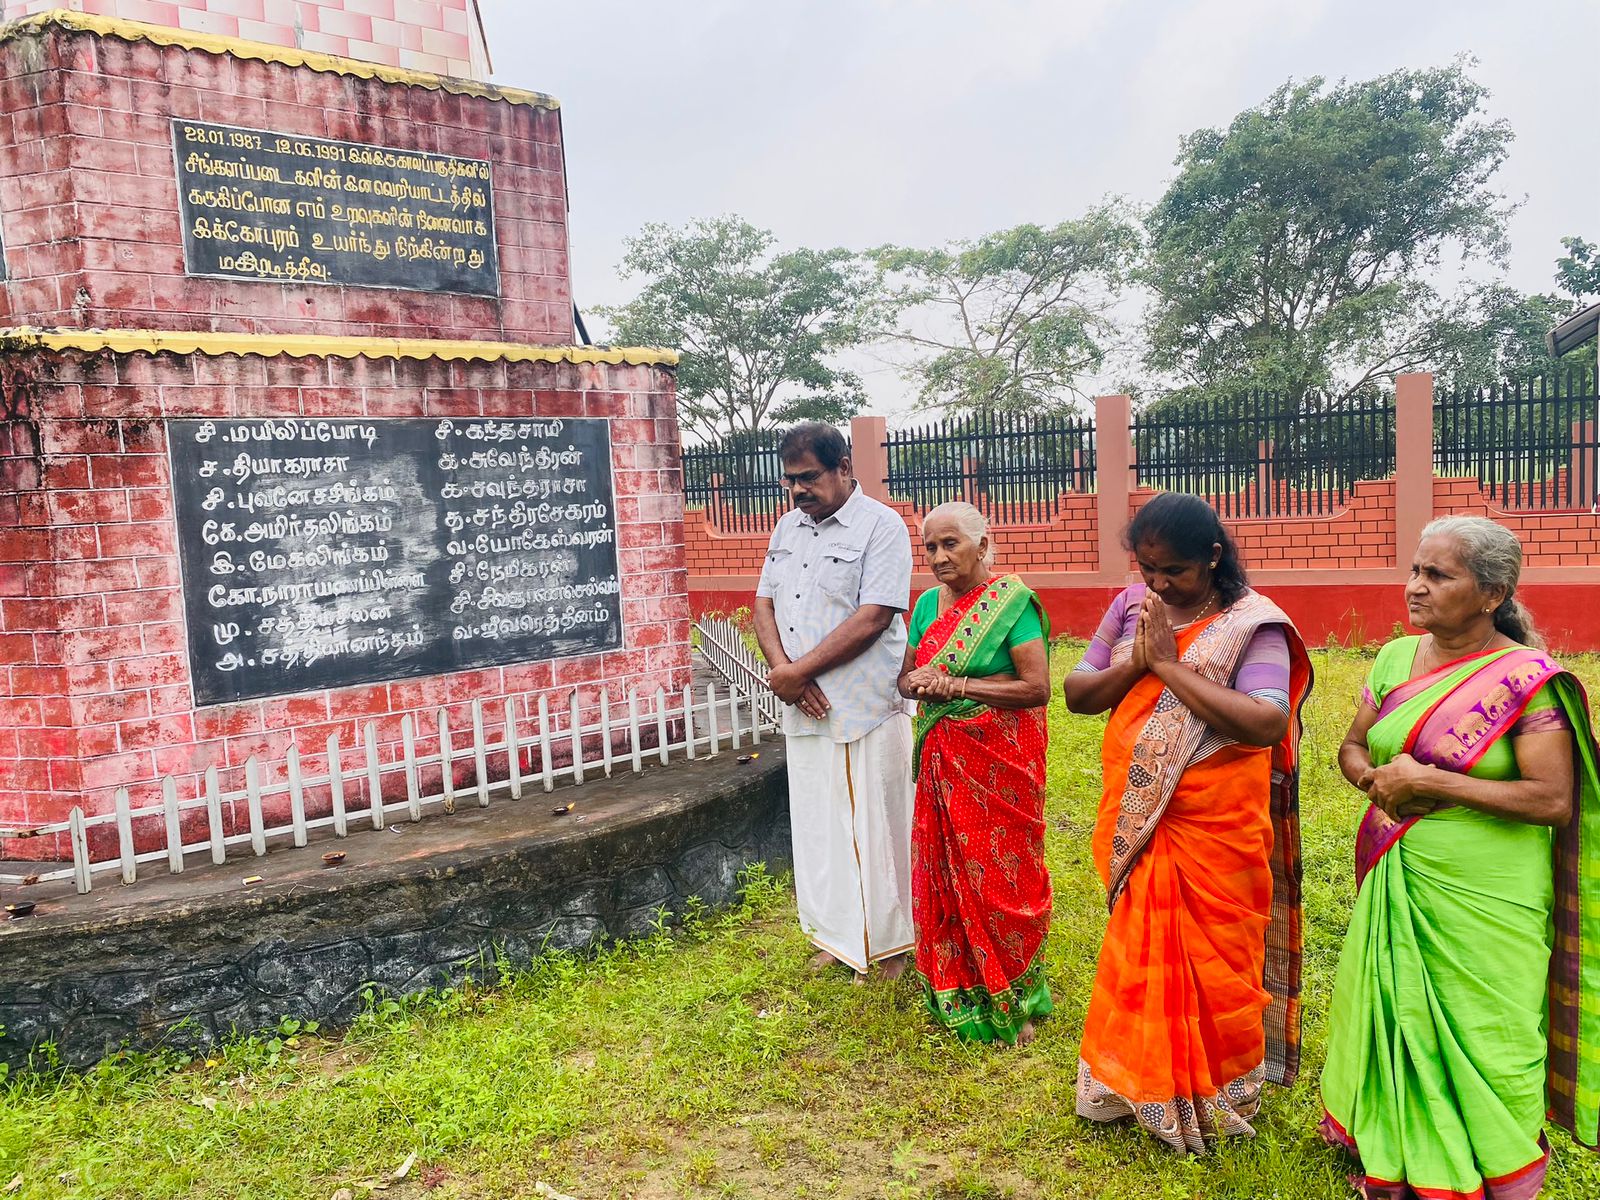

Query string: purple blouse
1073 585 1291 712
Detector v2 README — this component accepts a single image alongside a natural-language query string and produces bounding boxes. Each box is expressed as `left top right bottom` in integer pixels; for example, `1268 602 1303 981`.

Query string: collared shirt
757 484 912 744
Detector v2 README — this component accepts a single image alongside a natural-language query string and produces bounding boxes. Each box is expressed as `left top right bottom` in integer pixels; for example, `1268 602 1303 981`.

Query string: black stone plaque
168 417 622 706
172 119 499 296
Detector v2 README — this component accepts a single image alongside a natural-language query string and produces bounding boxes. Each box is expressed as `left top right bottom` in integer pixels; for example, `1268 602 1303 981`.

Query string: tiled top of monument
2 1 493 81
0 8 542 106
0 326 680 366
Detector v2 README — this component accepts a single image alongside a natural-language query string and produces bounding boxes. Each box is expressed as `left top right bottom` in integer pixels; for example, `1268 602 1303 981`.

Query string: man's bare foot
807 949 845 974
1015 1020 1037 1047
875 953 909 982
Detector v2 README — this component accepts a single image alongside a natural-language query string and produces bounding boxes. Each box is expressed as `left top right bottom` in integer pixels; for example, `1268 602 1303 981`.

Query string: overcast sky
479 0 1599 413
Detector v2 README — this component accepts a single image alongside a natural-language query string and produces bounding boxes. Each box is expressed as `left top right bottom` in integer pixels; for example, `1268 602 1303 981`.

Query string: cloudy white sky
479 0 1599 413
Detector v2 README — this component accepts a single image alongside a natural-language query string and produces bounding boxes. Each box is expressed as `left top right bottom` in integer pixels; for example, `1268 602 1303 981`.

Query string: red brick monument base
0 12 690 856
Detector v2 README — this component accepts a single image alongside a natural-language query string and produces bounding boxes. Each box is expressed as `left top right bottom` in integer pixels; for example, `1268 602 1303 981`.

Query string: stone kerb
0 336 691 849
0 745 790 1070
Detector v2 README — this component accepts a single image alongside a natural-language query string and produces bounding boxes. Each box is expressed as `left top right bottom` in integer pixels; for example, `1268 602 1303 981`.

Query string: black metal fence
681 430 789 534
1131 391 1396 518
681 430 854 533
884 410 1097 524
1433 373 1600 511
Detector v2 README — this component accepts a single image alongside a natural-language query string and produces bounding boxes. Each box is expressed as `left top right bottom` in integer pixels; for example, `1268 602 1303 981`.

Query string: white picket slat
538 693 555 793
162 777 183 874
628 691 643 774
504 697 524 800
70 807 91 894
113 787 137 885
438 707 455 814
364 721 385 830
683 684 696 759
569 691 585 785
472 700 490 808
205 765 226 865
401 715 421 822
287 746 308 848
328 733 348 837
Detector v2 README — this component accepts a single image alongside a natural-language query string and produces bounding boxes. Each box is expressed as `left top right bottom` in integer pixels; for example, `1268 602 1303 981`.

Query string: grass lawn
5 644 1600 1199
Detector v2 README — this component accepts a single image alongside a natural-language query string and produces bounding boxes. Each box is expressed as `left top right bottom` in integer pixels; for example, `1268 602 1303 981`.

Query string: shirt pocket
761 547 795 594
817 544 866 601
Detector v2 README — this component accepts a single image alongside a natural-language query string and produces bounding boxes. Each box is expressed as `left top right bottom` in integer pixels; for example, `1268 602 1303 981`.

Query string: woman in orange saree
1064 493 1313 1153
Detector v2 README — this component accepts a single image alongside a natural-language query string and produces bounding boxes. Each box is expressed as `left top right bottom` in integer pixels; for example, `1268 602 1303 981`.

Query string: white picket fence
694 614 780 727
1 632 776 895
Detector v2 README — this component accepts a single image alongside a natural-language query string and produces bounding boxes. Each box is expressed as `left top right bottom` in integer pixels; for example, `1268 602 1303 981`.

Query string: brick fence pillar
1095 394 1133 581
1394 372 1436 569
850 415 891 503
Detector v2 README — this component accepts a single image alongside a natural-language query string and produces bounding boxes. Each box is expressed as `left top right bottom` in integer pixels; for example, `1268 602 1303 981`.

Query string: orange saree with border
1075 591 1311 1153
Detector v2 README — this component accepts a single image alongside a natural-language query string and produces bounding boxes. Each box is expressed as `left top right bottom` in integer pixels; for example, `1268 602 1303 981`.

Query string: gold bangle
960 677 968 699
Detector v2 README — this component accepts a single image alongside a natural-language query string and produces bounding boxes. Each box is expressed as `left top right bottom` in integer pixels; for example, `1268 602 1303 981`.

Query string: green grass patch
4 644 1600 1198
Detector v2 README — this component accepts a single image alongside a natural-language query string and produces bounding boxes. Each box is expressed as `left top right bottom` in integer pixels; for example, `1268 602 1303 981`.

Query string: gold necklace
1183 589 1219 624
1424 627 1495 672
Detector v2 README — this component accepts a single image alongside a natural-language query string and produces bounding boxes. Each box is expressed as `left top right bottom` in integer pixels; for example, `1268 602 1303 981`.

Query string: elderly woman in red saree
1063 492 1312 1152
1321 516 1600 1199
898 501 1053 1045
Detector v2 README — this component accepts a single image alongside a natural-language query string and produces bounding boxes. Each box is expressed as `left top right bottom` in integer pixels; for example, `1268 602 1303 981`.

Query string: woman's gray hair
923 500 995 569
1420 516 1539 646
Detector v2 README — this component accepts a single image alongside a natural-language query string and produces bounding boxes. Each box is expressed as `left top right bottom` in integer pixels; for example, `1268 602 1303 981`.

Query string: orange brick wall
1434 478 1600 567
689 388 1600 648
687 483 1400 580
687 493 1104 581
1125 480 1399 572
2 0 492 80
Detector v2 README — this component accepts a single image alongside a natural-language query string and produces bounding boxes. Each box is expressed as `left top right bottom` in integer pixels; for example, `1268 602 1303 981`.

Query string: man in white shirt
752 423 915 980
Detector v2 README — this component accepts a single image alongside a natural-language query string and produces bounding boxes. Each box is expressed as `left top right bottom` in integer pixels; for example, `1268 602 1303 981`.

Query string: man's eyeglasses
780 469 827 488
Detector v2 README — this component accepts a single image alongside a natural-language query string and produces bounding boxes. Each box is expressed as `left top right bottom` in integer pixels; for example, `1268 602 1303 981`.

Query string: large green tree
869 207 1138 413
602 216 876 442
1142 63 1514 401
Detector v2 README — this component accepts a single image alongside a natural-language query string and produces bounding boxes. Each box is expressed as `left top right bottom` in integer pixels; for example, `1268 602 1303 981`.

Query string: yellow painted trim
0 327 678 367
1 9 558 110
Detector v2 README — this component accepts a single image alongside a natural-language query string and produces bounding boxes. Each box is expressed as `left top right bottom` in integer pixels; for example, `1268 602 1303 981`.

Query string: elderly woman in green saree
1321 516 1600 1199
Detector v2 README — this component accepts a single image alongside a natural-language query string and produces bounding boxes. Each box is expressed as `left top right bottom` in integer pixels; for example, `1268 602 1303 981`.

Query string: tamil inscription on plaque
168 417 622 706
172 119 499 296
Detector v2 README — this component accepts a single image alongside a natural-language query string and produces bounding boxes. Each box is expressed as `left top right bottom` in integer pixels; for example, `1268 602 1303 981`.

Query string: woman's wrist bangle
960 677 968 699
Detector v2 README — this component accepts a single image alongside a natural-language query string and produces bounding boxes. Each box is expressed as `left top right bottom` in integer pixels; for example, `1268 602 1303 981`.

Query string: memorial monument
0 4 691 853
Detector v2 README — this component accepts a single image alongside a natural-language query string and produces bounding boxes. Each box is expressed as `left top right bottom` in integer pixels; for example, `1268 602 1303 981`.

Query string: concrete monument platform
0 737 787 1070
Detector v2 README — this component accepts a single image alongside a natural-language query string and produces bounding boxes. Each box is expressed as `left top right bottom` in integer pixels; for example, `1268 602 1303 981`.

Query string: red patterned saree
911 575 1052 1044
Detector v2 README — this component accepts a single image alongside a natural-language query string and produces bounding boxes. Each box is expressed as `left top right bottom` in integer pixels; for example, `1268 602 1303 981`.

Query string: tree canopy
1555 236 1600 306
1142 62 1514 402
601 216 876 442
870 207 1138 413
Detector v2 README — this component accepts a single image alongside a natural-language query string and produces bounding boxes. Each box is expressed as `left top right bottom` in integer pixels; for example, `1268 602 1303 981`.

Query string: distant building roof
1548 301 1600 358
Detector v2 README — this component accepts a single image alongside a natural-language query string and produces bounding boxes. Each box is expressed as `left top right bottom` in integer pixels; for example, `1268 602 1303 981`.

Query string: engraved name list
168 417 623 705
